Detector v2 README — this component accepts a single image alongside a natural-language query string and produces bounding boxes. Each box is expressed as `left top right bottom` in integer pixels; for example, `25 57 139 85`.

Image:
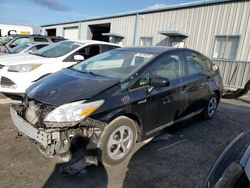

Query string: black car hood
26 68 119 106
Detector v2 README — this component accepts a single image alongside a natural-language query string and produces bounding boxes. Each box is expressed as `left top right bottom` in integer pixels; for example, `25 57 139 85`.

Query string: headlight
8 64 41 72
44 100 104 128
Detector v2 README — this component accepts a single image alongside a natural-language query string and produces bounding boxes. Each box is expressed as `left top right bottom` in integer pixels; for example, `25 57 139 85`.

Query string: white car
0 40 120 95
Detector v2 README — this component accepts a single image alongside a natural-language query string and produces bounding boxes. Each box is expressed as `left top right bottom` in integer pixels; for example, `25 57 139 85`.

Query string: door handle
180 85 189 93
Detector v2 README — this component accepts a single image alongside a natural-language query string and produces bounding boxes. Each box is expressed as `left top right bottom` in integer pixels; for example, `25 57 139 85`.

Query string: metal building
41 0 250 91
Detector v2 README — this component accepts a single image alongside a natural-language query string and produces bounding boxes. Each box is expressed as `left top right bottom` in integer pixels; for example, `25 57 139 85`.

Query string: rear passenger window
150 54 181 81
34 37 48 42
186 52 206 75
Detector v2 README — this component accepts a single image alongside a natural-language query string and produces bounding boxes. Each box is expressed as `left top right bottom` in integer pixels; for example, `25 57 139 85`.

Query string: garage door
64 27 79 40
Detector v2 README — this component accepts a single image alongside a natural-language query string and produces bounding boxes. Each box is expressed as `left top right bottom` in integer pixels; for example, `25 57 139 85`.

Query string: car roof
28 42 51 45
114 46 179 54
67 40 121 47
8 34 64 38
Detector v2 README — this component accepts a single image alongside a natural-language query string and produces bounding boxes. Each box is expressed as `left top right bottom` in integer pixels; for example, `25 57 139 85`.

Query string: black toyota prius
10 47 223 165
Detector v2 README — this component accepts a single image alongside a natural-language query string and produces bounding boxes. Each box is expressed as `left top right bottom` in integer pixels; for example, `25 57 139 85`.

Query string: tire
203 93 218 120
218 163 244 188
97 116 138 166
235 174 250 188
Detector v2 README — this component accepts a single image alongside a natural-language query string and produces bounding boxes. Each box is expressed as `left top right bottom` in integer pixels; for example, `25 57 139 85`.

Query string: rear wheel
98 116 137 165
203 93 218 119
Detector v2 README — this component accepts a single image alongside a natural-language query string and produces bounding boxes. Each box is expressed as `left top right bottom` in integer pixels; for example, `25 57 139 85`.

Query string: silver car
0 42 50 55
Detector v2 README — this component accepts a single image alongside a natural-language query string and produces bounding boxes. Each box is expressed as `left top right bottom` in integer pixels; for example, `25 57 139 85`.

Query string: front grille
0 76 15 86
0 64 4 69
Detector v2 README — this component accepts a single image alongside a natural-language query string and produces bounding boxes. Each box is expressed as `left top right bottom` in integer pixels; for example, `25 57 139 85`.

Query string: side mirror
74 55 84 61
9 43 17 48
150 77 170 88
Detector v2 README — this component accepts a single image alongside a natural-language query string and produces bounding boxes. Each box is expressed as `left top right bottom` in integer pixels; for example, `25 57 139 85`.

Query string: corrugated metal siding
134 1 250 61
214 60 250 89
41 1 250 62
109 16 136 46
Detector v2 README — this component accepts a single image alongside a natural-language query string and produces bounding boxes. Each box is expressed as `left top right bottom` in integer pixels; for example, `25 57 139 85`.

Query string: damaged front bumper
10 106 52 148
10 104 105 157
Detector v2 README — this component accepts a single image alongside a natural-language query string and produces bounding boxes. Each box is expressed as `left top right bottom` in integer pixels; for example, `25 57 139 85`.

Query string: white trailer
0 24 34 38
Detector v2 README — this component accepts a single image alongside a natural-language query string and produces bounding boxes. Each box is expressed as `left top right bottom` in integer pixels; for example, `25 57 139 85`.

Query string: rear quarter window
198 53 213 71
51 38 66 42
34 37 49 42
186 52 211 75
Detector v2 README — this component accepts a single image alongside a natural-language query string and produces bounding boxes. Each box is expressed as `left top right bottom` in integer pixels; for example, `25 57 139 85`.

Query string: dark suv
10 47 223 165
0 35 66 53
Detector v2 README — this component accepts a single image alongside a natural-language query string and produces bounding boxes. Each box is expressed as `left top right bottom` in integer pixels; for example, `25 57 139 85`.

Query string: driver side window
132 53 182 88
64 45 100 62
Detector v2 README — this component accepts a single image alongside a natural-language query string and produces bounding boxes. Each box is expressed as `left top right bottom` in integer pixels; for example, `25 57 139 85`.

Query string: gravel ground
0 93 249 188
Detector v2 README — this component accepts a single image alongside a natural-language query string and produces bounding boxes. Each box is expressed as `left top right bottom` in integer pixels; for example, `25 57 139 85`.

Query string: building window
213 36 240 60
140 37 153 46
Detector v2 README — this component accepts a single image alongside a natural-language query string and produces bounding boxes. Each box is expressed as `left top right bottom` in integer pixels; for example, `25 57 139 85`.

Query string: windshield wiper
85 71 103 77
71 68 105 77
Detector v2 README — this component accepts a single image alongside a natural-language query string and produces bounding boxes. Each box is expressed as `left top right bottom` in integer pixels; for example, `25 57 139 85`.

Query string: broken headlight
44 100 104 128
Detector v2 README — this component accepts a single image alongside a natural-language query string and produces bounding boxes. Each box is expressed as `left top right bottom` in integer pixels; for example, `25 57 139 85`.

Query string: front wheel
203 93 219 120
98 116 138 166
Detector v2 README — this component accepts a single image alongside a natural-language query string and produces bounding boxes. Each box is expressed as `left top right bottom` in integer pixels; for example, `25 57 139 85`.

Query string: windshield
32 41 82 58
0 36 14 45
72 50 156 79
9 42 31 53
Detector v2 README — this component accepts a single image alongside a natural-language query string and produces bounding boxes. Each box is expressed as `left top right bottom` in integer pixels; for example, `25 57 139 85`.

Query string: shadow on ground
44 163 108 188
42 100 250 188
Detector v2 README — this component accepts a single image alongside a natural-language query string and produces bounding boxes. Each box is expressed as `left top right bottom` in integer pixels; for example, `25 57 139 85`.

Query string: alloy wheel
107 126 134 160
208 96 217 117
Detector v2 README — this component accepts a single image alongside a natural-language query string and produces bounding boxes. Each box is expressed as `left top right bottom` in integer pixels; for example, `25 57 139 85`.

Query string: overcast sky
0 0 204 26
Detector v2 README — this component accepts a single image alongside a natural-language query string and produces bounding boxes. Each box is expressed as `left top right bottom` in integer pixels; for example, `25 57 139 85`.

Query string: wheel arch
122 113 143 142
213 90 221 102
107 111 143 142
